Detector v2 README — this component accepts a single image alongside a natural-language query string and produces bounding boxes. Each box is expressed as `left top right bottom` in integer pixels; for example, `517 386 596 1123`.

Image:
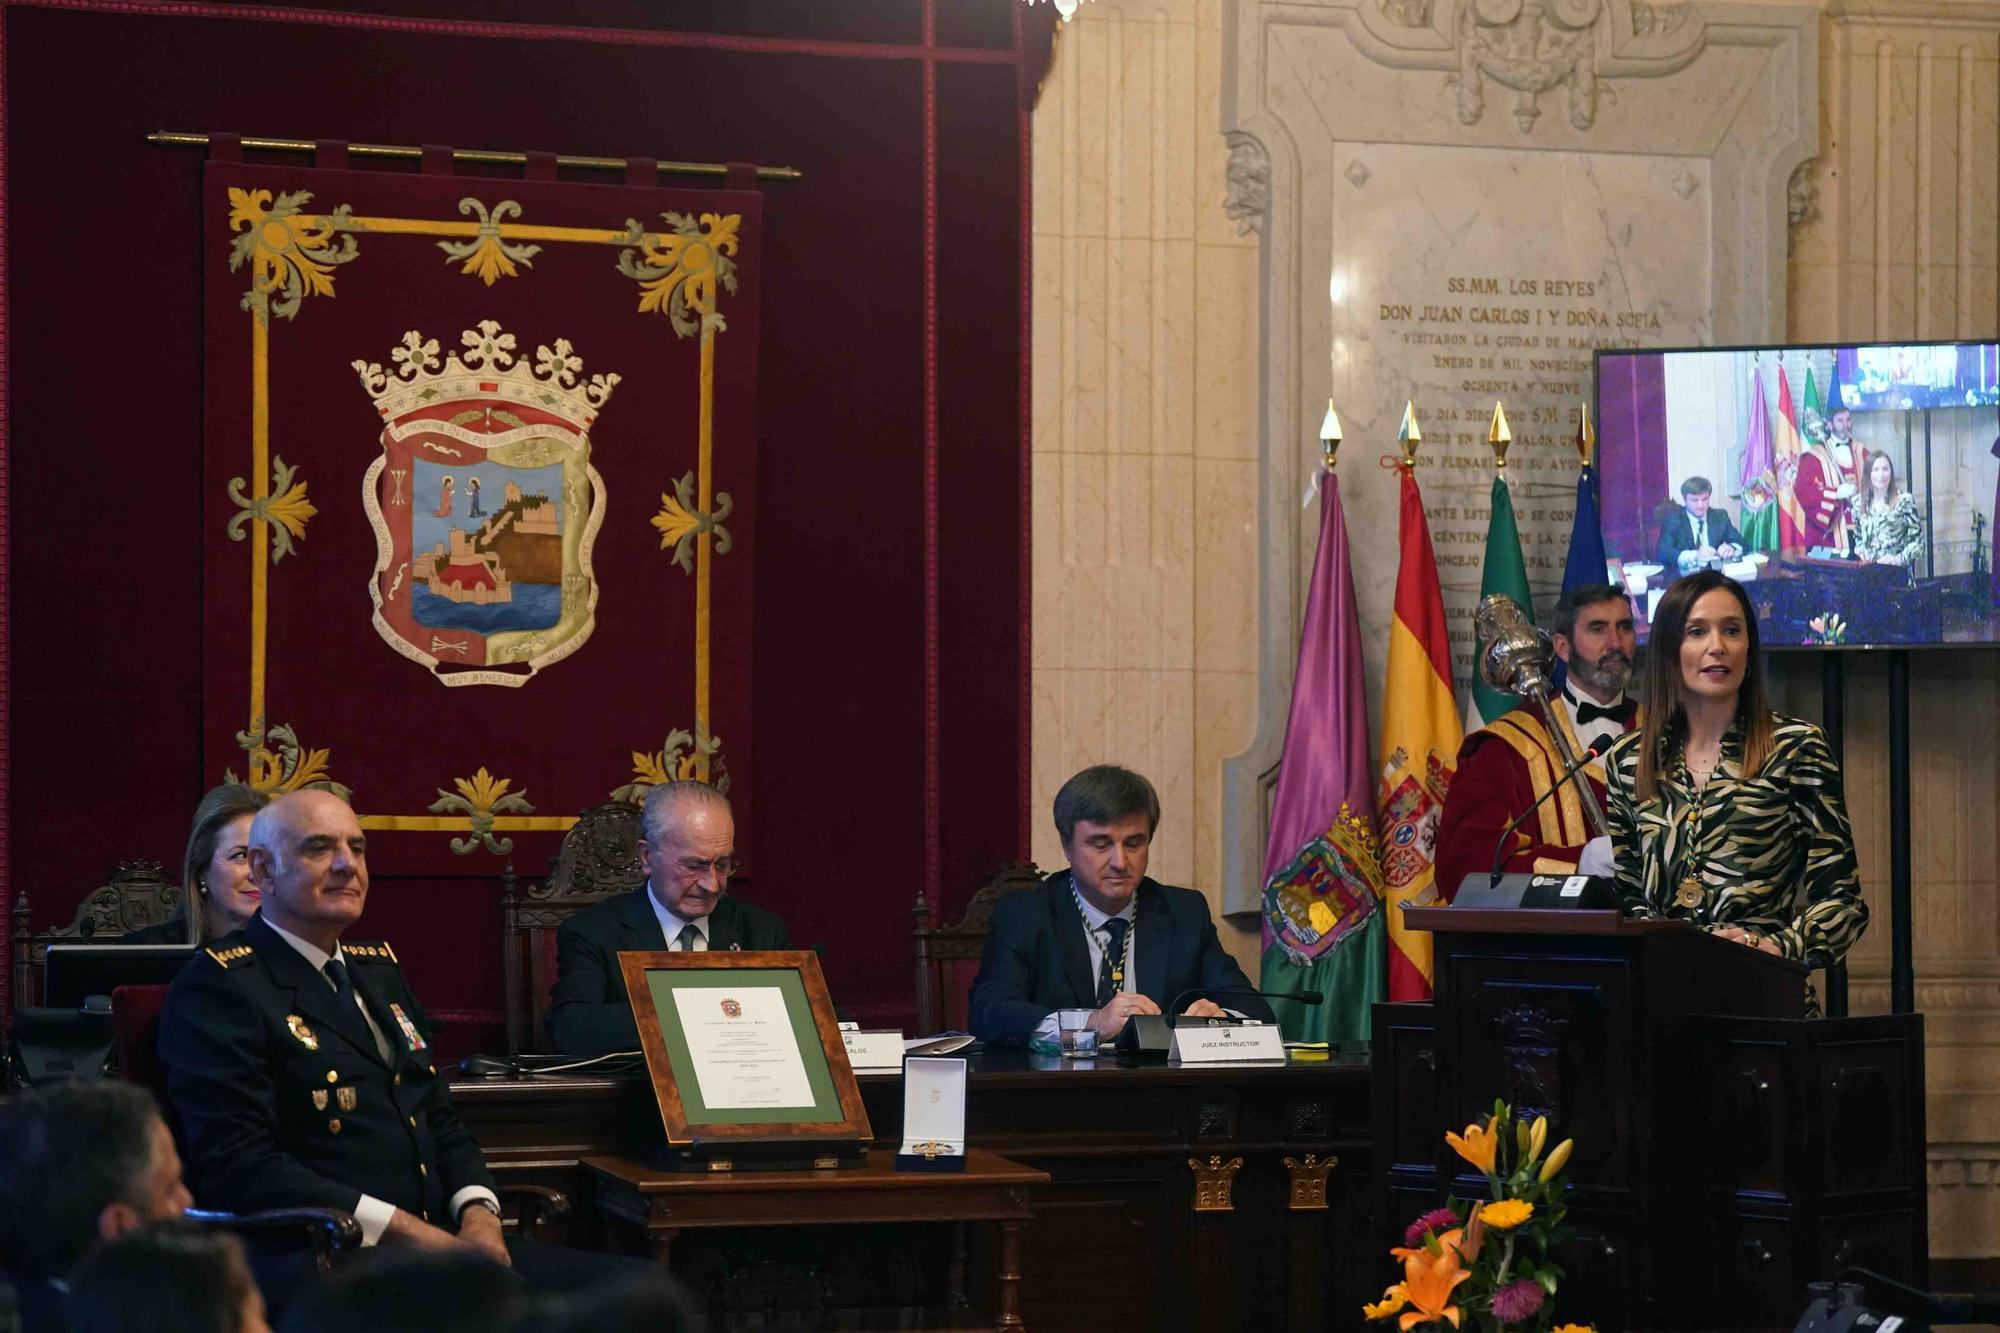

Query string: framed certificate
617 950 872 1149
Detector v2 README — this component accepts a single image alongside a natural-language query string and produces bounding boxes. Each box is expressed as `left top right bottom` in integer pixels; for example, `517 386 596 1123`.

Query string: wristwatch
458 1198 503 1223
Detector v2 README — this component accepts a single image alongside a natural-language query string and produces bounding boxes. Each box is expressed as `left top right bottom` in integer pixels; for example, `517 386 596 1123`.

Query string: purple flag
1262 472 1374 884
1258 470 1384 1041
1741 359 1773 488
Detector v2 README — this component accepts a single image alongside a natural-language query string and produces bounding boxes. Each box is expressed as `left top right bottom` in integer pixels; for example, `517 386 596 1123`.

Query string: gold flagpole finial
1397 400 1422 465
1488 401 1513 468
1319 400 1343 469
1573 399 1596 468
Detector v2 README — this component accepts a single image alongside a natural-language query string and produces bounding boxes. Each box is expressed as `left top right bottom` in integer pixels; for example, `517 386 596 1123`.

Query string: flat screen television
1594 341 2000 648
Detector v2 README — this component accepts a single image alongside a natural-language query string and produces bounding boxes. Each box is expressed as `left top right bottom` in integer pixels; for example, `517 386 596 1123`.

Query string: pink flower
1402 1208 1459 1249
1491 1278 1545 1323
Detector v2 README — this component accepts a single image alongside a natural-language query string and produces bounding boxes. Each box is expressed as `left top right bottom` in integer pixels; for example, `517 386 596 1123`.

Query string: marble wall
1785 0 2000 1260
1033 0 2000 1257
1029 0 1265 956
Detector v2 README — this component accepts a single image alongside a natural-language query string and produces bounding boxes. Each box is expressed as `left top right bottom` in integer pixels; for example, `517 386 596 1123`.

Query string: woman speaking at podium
1601 569 1868 1008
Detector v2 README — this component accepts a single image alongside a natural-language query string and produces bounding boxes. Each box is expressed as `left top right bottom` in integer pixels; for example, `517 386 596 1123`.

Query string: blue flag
1561 465 1609 593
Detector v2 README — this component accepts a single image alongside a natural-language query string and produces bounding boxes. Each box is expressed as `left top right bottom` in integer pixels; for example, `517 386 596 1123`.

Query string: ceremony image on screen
1596 342 2000 647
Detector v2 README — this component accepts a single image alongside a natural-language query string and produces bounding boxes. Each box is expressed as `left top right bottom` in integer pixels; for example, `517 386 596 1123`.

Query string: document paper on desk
672 986 814 1110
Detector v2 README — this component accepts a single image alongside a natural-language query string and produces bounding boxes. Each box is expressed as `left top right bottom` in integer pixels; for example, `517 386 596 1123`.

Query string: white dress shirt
645 882 711 950
264 920 499 1244
1560 683 1631 759
1029 894 1137 1041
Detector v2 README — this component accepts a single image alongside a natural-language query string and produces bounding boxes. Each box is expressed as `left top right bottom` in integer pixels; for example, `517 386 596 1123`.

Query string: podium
1374 908 1926 1331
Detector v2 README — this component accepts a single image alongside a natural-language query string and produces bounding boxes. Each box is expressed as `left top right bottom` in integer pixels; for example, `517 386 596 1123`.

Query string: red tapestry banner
203 162 760 874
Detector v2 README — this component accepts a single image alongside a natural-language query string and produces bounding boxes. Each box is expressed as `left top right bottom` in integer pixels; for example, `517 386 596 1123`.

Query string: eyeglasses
675 856 740 879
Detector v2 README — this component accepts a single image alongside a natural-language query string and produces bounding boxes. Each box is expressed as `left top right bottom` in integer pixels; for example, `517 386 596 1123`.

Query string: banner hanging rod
148 131 802 181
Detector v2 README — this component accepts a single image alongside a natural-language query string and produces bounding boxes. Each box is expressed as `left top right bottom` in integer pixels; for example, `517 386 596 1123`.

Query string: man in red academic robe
1795 407 1866 549
1433 585 1638 901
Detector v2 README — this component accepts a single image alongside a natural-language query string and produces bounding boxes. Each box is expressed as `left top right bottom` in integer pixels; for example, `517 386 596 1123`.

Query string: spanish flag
1376 455 1461 1001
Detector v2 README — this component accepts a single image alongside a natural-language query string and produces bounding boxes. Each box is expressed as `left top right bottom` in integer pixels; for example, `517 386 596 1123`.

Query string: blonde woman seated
1850 453 1923 569
125 785 269 945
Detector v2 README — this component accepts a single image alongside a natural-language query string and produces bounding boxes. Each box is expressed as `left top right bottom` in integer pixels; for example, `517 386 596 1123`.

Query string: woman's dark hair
181 784 270 941
1632 569 1774 801
65 1221 256 1333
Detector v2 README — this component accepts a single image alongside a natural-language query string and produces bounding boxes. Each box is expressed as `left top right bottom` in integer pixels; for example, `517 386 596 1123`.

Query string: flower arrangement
1805 612 1849 645
1364 1100 1592 1332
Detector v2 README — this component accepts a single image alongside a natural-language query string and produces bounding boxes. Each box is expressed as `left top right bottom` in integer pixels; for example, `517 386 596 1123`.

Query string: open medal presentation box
895 1056 968 1173
618 950 872 1171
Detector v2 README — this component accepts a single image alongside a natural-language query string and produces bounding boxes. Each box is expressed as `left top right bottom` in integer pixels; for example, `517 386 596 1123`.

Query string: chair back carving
12 862 181 1012
499 803 648 1054
912 862 1043 1034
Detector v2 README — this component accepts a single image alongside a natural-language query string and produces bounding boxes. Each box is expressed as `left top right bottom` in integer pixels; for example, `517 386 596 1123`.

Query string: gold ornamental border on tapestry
218 176 744 851
153 131 803 182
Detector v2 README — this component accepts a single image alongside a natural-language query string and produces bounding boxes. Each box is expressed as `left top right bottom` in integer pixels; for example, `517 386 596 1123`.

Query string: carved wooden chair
499 802 648 1055
11 861 182 1011
911 863 1044 1034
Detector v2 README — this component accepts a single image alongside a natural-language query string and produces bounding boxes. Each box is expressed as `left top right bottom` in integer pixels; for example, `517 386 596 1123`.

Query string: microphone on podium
1486 738 1608 890
1445 738 1619 911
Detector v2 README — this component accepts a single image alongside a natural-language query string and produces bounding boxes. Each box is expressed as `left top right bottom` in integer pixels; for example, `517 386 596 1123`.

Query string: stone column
1788 0 2000 1262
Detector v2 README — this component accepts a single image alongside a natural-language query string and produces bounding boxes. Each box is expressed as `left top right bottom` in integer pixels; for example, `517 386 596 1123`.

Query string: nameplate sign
1170 1023 1285 1064
841 1029 906 1072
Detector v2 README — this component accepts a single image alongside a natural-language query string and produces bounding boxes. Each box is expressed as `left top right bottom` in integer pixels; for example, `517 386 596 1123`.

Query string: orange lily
1445 1118 1499 1173
1392 1232 1472 1331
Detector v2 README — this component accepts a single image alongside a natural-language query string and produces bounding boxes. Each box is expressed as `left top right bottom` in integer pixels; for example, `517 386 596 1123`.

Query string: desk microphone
1487 739 1608 890
1164 985 1324 1023
1113 987 1321 1057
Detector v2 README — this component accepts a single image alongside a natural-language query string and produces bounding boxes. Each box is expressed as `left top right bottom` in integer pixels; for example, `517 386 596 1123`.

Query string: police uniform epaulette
203 943 255 969
342 940 400 966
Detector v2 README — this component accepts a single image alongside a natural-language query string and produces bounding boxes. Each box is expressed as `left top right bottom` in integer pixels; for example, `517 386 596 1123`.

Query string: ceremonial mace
1473 594 1611 839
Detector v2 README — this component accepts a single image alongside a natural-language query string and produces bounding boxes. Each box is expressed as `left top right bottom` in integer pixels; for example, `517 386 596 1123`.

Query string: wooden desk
585 1148 1048 1331
454 1048 1375 1332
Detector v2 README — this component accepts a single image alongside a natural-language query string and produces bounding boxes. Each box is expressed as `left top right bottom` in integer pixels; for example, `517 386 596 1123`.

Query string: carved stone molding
1359 0 1706 133
1928 1148 2000 1188
1284 1153 1338 1209
1849 980 2000 1012
1787 156 1818 246
1223 133 1270 235
1190 1155 1245 1213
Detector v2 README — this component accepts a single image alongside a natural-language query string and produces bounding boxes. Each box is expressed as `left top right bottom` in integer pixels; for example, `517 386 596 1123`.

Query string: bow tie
1574 698 1635 727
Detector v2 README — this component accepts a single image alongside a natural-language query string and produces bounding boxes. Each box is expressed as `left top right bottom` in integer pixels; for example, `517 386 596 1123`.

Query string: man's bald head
248 789 369 949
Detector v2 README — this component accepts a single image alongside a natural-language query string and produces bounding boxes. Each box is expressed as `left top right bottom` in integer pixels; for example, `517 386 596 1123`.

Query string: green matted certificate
617 950 872 1148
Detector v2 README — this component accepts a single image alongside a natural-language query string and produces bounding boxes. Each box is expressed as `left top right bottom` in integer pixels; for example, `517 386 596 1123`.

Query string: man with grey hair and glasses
546 781 792 1055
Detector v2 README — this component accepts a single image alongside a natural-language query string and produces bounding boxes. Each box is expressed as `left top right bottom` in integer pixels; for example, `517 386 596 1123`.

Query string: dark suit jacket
967 873 1272 1045
1654 505 1745 570
159 913 494 1226
545 889 793 1055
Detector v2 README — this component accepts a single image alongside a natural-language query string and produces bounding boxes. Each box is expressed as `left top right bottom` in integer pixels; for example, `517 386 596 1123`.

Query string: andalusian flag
1259 426 1386 1044
1774 364 1808 549
1468 404 1532 729
1377 407 1460 1002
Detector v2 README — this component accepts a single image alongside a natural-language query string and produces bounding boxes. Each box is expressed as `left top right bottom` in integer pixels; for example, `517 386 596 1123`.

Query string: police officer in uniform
160 789 643 1300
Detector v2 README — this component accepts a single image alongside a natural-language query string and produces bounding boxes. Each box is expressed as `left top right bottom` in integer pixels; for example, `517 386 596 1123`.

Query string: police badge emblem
337 1086 358 1112
287 1014 320 1051
356 321 617 687
720 999 743 1017
312 1089 329 1111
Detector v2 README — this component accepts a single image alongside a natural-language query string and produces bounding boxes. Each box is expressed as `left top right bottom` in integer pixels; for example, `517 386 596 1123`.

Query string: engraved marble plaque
1332 144 1706 684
